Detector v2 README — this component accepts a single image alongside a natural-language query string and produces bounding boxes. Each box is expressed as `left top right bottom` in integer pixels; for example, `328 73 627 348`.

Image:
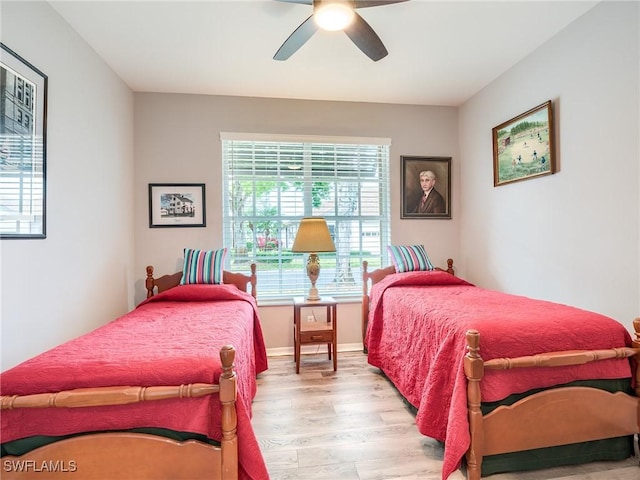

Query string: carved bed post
464 330 484 480
145 266 155 298
362 261 370 352
633 319 640 396
219 345 238 479
249 263 257 298
434 258 455 276
632 317 640 453
446 258 454 275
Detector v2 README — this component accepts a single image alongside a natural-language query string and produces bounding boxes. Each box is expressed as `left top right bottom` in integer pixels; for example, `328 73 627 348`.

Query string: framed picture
401 156 451 219
148 183 206 228
0 43 48 239
492 100 555 187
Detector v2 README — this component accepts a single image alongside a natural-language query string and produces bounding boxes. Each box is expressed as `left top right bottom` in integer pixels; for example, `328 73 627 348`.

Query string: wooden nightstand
293 296 338 374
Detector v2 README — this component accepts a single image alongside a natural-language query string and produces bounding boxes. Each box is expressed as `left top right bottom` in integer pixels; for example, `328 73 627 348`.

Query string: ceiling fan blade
274 15 319 61
274 0 313 4
354 0 410 8
344 12 388 61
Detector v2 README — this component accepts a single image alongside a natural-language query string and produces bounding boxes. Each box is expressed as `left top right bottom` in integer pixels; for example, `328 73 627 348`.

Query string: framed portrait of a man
401 156 451 219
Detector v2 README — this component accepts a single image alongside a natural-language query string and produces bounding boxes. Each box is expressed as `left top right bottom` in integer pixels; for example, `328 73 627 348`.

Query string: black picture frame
492 100 555 187
0 43 48 239
401 156 451 219
148 183 206 228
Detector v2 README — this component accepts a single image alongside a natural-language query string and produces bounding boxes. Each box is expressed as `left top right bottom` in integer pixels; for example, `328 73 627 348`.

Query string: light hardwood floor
252 350 639 480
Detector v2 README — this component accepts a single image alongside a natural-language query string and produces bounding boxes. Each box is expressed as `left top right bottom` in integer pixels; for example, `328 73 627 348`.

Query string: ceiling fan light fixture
314 2 355 31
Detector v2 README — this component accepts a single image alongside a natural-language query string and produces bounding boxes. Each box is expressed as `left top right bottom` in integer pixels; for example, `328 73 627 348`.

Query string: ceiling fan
273 0 410 62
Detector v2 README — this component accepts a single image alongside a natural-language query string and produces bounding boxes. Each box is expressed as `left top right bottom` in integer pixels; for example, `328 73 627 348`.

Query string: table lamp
291 217 336 301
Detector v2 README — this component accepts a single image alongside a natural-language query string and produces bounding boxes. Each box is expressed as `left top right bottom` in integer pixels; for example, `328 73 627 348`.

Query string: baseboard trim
267 343 364 357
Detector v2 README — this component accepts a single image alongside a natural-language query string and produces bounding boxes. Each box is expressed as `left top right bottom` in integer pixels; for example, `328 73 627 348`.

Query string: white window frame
221 132 391 302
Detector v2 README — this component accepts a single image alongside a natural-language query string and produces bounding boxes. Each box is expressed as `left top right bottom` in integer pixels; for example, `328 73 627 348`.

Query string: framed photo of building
401 156 451 219
0 43 48 239
492 100 555 187
148 183 206 228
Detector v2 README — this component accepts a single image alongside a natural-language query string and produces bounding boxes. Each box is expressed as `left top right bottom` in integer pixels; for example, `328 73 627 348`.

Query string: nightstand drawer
299 329 333 343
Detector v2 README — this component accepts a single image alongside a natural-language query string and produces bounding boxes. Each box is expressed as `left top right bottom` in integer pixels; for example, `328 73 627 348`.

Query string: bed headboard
145 263 258 299
362 258 454 297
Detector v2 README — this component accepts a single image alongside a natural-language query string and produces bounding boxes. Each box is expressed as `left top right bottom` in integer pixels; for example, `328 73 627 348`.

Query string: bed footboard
463 319 640 480
1 346 239 480
2 433 227 480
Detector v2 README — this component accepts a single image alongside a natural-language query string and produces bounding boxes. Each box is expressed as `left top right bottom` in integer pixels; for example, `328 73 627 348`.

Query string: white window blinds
221 133 391 301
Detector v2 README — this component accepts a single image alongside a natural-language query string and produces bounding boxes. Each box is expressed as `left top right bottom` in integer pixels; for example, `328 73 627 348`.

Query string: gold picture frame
492 101 555 187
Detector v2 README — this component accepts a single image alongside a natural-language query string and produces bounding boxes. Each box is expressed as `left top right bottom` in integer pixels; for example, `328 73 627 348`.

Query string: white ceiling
48 0 598 106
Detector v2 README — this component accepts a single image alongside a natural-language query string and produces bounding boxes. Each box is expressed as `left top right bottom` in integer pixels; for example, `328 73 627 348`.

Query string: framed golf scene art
492 101 555 187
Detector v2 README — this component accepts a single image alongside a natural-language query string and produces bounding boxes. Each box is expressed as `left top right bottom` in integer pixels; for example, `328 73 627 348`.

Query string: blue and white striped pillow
180 248 227 285
387 244 434 273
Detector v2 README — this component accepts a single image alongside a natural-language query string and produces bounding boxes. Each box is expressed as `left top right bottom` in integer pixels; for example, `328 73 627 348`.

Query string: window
221 133 391 301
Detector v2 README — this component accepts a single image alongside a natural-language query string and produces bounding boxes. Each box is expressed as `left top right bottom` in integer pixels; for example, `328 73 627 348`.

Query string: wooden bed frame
1 345 239 480
464 323 640 480
361 261 640 480
146 263 258 298
361 258 454 340
1 265 259 480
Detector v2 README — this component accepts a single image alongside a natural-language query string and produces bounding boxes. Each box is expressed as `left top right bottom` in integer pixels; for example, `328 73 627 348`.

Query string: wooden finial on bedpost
464 329 484 480
446 258 454 275
219 345 236 381
145 266 155 298
219 345 238 479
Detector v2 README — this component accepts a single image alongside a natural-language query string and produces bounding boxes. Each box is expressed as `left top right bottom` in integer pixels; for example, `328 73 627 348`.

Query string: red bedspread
1 284 269 480
365 271 632 480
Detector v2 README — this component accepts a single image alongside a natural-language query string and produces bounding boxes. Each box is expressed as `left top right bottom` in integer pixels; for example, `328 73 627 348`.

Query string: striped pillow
387 244 434 273
180 248 227 285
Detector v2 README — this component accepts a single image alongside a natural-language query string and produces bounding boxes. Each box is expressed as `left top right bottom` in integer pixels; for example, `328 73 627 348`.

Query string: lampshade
314 1 355 31
291 217 336 253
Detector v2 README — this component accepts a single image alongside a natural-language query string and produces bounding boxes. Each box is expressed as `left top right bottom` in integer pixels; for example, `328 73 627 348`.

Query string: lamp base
306 286 320 301
305 253 321 301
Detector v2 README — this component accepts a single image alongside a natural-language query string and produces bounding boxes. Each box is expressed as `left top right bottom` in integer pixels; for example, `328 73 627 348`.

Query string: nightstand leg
333 305 337 371
295 329 300 374
294 307 301 374
333 345 337 371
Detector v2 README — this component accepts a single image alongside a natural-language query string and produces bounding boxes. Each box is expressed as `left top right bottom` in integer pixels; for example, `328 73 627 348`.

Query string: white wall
5 1 635 368
459 1 639 325
134 94 460 350
1 2 135 369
